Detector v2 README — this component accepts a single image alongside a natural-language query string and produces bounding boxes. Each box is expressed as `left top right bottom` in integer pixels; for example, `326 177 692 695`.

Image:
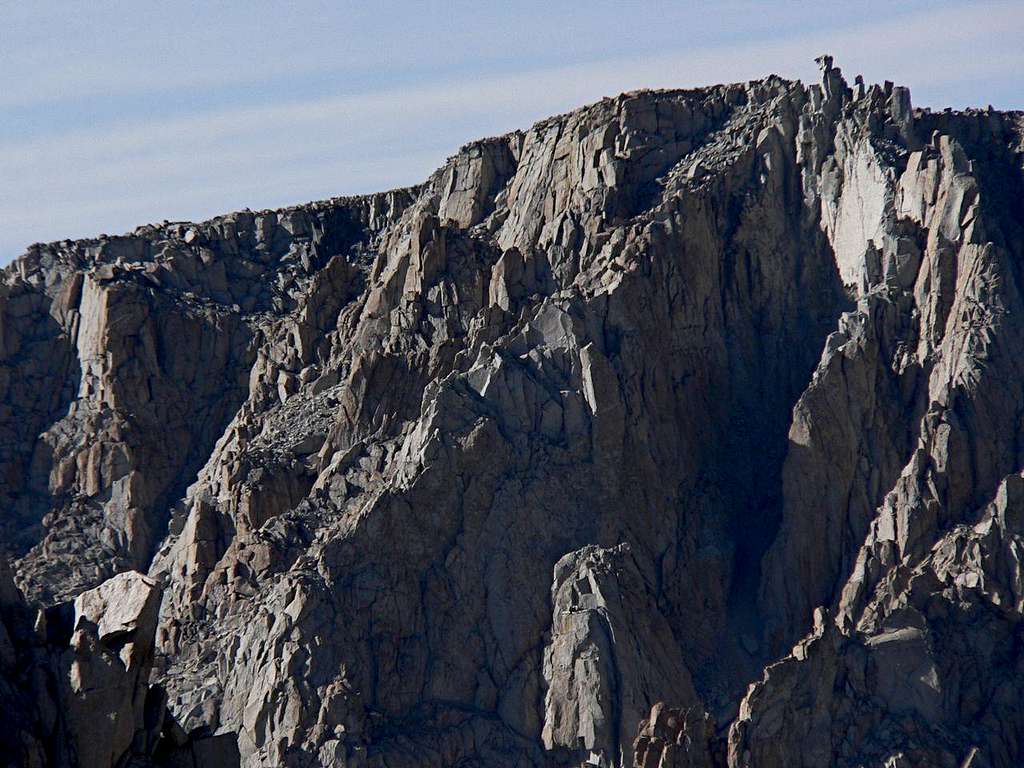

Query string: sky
1 1 1022 263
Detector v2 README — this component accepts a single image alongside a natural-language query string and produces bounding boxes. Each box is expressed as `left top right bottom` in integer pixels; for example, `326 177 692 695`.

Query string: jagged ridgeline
1 57 1023 768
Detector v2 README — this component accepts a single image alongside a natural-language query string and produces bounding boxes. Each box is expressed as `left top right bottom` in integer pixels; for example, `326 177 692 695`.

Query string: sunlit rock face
2 57 1024 768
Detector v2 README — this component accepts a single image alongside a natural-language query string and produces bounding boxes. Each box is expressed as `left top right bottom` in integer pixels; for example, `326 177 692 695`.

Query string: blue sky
2 1 1022 263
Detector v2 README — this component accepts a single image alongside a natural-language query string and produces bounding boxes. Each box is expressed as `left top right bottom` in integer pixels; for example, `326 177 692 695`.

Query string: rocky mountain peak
2 58 1024 767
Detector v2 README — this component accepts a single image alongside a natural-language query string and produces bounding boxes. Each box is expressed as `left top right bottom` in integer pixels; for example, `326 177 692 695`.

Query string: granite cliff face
2 57 1023 767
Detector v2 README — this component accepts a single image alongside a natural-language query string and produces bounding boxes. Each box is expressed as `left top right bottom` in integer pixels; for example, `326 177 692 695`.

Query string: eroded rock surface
542 545 699 767
2 56 1023 767
0 564 234 768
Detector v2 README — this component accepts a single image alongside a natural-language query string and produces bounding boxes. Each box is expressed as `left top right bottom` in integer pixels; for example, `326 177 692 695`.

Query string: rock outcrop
2 57 1023 767
0 563 236 768
542 545 699 767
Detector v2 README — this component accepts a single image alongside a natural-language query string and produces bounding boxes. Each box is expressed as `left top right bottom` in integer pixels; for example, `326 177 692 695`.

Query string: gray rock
2 57 1023 768
0 566 235 767
541 545 698 767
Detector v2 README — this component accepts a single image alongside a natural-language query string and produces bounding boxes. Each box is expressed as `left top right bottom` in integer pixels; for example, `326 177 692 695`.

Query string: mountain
2 56 1023 768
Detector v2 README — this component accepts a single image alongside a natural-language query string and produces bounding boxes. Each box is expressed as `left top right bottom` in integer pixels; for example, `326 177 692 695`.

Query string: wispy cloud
2 0 1021 261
